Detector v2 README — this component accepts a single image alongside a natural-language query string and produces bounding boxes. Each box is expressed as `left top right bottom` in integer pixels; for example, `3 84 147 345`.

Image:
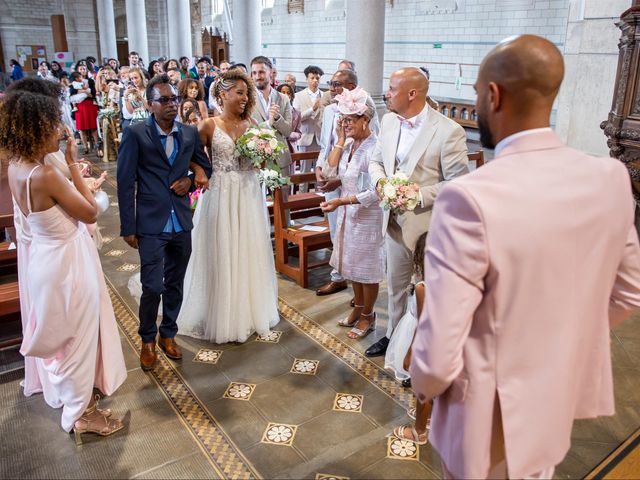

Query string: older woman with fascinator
320 88 384 340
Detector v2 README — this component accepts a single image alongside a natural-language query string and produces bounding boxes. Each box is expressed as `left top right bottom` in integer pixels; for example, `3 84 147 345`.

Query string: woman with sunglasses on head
320 87 384 340
122 67 149 127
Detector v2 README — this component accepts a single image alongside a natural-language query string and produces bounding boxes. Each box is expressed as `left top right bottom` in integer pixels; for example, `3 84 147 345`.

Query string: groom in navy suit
118 74 212 371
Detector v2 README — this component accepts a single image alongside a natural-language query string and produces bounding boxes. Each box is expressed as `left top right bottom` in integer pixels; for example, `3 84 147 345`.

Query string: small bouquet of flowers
189 188 201 211
234 126 287 170
379 172 421 214
257 168 291 191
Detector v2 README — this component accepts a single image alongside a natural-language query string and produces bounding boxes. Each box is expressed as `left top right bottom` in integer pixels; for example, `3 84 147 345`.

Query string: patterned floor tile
333 393 363 413
315 474 350 480
223 382 256 401
105 249 127 257
193 348 223 364
291 358 319 375
386 436 419 461
116 262 140 272
261 423 297 446
256 331 283 343
101 235 115 244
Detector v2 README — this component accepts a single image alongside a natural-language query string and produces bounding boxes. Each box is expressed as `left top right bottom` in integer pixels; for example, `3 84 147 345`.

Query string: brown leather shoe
158 336 182 360
140 341 157 371
316 280 348 296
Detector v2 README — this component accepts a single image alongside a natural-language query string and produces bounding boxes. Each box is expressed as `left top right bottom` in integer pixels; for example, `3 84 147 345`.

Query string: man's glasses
328 81 343 88
153 95 179 105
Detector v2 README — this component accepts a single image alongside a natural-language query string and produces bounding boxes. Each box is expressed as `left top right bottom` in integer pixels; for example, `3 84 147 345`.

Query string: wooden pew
267 150 323 222
0 165 21 347
273 171 333 288
469 149 485 169
437 100 479 129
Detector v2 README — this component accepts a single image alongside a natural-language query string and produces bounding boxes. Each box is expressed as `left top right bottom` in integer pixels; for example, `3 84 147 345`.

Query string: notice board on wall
16 45 47 72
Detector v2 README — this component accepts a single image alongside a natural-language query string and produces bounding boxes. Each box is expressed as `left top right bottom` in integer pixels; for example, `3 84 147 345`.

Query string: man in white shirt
367 68 469 357
314 69 380 297
293 65 325 177
250 56 292 171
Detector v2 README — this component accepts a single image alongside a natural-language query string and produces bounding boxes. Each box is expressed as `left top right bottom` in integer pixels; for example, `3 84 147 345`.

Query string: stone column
96 0 118 61
345 0 385 107
230 0 262 64
167 0 193 60
125 0 149 64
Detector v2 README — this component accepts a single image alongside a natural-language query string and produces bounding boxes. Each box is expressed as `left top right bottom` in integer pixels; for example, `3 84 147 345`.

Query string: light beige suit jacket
368 106 469 250
410 131 640 479
251 88 292 169
293 87 323 148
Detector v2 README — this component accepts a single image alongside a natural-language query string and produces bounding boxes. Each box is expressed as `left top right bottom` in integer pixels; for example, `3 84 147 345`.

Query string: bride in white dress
177 69 280 343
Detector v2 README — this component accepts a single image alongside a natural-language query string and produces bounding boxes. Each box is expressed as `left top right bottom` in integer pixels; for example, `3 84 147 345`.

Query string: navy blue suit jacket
117 115 212 237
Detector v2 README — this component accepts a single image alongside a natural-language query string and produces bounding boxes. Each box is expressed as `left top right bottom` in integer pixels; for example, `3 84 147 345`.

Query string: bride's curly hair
0 91 61 163
213 69 256 120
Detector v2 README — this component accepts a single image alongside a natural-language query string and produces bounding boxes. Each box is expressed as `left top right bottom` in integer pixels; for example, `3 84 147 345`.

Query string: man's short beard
477 115 495 150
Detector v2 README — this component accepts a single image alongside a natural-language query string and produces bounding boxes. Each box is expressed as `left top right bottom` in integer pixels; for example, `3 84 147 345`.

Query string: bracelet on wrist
334 144 344 150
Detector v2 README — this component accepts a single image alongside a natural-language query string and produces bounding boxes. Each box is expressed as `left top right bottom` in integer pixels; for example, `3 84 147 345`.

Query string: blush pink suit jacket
409 131 640 479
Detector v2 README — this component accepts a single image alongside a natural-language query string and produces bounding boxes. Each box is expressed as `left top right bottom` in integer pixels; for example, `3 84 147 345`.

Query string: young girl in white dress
177 70 280 343
385 232 433 445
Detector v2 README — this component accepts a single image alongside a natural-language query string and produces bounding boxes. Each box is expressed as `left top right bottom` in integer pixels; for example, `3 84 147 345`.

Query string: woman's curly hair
0 91 62 162
177 78 204 102
213 70 256 121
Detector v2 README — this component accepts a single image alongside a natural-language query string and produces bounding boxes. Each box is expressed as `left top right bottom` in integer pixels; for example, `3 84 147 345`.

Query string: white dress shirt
396 104 430 172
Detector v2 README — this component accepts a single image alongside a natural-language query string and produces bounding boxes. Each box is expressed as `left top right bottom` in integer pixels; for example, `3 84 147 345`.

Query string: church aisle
0 157 639 479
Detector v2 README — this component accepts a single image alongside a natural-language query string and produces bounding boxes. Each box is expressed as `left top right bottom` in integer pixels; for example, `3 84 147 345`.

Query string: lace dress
176 127 280 343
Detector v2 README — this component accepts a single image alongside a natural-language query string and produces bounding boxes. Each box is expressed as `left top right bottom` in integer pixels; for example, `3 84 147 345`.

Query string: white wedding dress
176 127 280 343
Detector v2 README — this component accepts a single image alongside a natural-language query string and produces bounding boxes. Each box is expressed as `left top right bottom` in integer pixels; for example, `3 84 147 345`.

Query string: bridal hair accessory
335 87 369 116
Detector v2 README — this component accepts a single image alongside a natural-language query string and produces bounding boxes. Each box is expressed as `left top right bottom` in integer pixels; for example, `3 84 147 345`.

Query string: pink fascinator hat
335 87 370 116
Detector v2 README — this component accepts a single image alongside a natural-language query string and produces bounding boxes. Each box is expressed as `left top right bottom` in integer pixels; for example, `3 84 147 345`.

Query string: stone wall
0 0 99 69
555 0 626 155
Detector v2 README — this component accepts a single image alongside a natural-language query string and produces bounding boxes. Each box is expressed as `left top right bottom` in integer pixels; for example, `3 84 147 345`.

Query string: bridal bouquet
257 168 291 191
379 172 421 214
235 126 287 170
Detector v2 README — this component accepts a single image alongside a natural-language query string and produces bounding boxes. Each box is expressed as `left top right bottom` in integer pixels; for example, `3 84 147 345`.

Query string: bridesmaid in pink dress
0 91 127 443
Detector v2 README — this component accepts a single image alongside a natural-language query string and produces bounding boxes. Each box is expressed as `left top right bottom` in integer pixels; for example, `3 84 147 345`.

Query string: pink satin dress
14 165 126 432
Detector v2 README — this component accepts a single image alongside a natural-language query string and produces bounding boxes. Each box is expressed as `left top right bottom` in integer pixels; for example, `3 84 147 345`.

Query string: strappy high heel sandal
73 396 124 446
392 424 428 445
338 305 363 327
347 312 376 339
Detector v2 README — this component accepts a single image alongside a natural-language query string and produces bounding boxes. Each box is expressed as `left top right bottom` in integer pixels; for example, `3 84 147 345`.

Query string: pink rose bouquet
379 172 420 215
234 126 287 170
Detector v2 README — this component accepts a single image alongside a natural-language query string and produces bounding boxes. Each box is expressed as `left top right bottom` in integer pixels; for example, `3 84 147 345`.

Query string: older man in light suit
410 35 640 479
367 68 469 357
250 56 292 171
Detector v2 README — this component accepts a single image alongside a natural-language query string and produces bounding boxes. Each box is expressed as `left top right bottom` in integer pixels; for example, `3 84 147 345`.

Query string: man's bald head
385 67 429 117
481 34 564 108
475 35 565 148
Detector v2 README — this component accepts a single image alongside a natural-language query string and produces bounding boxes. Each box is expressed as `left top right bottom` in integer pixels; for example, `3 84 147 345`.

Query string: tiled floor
1 157 639 479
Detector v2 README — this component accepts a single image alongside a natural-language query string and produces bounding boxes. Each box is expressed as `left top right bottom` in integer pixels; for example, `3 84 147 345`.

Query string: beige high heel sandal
73 396 124 446
338 305 363 327
347 312 376 339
